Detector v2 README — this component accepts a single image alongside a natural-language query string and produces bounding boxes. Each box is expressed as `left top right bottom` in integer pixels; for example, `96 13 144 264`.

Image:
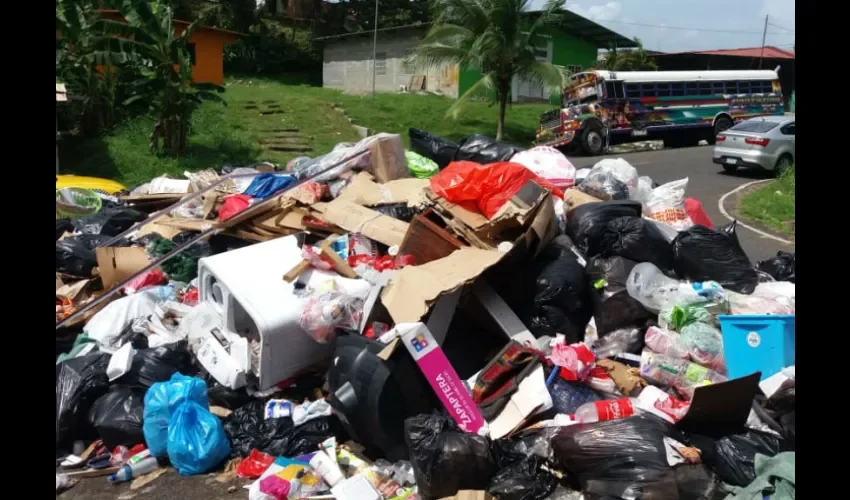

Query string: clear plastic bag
680 322 726 374
578 171 630 201
728 281 795 315
633 176 655 205
626 262 682 312
645 326 690 360
299 281 364 344
640 351 727 401
590 327 644 359
588 158 640 199
646 178 695 231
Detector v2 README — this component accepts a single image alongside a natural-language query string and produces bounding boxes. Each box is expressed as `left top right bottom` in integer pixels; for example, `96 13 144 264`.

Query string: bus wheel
709 117 734 144
581 126 604 156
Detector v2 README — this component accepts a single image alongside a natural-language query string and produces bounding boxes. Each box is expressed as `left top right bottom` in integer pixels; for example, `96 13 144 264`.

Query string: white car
712 116 795 176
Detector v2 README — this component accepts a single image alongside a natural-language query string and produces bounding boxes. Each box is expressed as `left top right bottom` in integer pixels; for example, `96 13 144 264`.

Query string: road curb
717 179 795 246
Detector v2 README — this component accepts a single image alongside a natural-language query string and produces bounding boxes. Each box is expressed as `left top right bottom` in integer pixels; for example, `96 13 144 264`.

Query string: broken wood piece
399 212 465 265
283 259 311 283
319 239 358 279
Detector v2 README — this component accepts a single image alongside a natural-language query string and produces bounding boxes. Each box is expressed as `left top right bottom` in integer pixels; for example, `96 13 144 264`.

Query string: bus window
754 81 772 93
685 82 698 96
656 83 671 97
711 81 725 94
671 82 685 96
639 83 656 97
738 81 751 94
698 82 712 95
723 81 738 93
625 83 640 97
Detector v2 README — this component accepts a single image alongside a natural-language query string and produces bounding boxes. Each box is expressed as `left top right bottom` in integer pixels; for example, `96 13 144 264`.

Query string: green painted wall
456 27 600 104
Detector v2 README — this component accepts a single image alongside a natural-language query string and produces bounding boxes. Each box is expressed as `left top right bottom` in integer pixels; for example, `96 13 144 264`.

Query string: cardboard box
396 323 486 434
381 247 504 323
368 134 410 183
563 188 601 212
322 199 409 247
95 247 153 290
336 172 429 207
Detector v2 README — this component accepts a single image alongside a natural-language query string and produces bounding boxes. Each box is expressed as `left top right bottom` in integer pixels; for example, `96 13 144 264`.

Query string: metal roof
655 46 795 60
316 9 635 48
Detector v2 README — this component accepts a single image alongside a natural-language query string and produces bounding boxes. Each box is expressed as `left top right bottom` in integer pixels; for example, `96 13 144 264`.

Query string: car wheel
581 125 604 156
775 155 793 177
722 165 738 174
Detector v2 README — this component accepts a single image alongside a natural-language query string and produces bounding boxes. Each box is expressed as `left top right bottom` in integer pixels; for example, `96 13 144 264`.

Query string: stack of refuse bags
54 131 795 500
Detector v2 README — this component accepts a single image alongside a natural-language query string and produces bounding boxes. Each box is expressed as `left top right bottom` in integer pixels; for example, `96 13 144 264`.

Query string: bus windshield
564 72 601 107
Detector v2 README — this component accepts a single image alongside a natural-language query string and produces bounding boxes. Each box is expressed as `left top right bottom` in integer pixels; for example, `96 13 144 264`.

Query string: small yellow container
56 175 127 195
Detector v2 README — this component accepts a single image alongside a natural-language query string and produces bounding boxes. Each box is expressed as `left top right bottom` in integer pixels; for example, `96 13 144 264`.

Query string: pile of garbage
56 128 796 500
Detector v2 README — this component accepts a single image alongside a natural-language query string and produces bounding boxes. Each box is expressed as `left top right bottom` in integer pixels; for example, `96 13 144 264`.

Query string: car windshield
730 120 780 133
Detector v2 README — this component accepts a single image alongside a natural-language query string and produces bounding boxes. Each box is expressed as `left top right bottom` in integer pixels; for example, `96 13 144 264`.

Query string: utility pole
758 15 768 69
372 0 380 98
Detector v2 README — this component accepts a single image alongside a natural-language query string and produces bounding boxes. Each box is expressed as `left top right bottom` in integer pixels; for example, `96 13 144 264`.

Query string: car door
780 121 795 157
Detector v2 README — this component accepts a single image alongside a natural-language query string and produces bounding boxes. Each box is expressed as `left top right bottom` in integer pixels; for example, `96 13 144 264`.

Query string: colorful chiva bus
536 69 784 155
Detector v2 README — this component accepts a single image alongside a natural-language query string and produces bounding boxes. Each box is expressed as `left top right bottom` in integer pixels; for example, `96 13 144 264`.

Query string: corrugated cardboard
336 172 429 207
563 188 601 212
95 247 153 290
439 491 494 500
368 133 410 183
322 199 409 247
381 247 504 323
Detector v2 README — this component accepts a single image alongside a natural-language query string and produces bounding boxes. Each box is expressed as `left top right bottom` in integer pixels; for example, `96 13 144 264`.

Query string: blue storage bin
718 314 795 381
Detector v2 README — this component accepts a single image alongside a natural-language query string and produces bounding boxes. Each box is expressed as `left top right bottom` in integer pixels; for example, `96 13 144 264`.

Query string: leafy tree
409 0 567 141
599 38 657 71
99 0 227 154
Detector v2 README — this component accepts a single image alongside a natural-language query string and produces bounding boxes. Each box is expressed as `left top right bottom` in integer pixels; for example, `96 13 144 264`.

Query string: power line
768 22 795 33
588 17 794 36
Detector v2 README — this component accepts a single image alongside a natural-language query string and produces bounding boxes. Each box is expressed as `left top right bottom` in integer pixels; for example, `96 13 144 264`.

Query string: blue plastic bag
243 174 296 200
166 400 231 475
143 373 207 457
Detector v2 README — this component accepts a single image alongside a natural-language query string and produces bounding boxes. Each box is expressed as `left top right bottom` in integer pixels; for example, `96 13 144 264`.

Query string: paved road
570 145 795 264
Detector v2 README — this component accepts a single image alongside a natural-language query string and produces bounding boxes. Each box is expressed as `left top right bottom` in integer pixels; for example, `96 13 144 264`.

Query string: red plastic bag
219 194 253 222
684 198 713 229
236 449 275 479
122 269 167 295
430 161 565 219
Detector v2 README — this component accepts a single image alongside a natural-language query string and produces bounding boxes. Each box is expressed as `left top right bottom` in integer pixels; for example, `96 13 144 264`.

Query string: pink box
398 323 486 434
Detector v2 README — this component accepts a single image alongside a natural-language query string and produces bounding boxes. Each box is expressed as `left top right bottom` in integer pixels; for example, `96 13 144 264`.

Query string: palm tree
98 0 226 154
599 38 657 71
409 0 568 141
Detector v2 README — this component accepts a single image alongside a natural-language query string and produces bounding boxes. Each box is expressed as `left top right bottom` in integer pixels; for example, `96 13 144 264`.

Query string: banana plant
97 0 226 154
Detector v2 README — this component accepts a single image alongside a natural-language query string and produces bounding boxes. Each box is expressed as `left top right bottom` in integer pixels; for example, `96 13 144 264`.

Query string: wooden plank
399 211 466 265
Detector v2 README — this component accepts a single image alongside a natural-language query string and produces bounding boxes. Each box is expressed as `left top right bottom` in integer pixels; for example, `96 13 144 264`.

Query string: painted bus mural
536 69 784 155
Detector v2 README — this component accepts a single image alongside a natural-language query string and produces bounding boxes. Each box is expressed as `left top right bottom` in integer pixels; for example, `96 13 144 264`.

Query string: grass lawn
59 76 552 187
739 167 795 237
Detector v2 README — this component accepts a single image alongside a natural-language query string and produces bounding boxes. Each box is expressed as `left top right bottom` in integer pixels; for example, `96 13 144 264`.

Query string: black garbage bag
409 128 459 169
565 201 643 257
599 217 675 272
56 234 132 277
528 235 593 343
56 353 111 447
72 207 147 237
762 379 795 450
585 256 653 336
756 251 795 283
373 203 421 222
671 221 758 294
171 231 214 259
405 412 497 499
224 400 347 458
88 386 146 448
454 134 525 164
56 219 73 240
120 341 192 389
687 429 783 487
488 430 559 500
552 414 678 491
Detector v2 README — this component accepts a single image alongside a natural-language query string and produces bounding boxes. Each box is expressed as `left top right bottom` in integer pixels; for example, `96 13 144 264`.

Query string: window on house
375 52 387 76
187 43 196 66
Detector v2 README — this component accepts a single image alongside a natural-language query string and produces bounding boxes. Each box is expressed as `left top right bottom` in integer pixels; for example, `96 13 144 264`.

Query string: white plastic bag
645 178 694 231
633 176 655 206
588 158 639 198
575 168 591 185
510 146 576 190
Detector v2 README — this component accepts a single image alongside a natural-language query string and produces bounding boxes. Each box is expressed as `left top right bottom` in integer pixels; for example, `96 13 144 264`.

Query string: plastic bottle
108 456 159 483
574 398 641 423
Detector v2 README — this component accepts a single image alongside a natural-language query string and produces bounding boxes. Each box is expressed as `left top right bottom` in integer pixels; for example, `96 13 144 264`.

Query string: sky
531 0 795 53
